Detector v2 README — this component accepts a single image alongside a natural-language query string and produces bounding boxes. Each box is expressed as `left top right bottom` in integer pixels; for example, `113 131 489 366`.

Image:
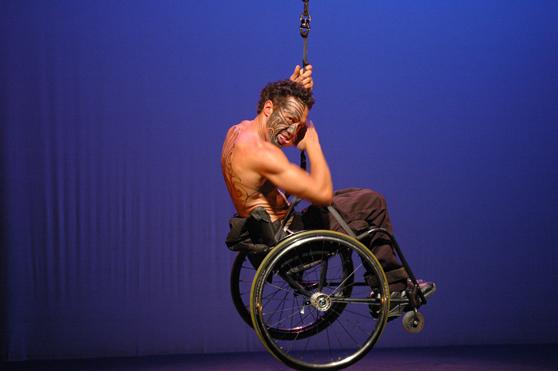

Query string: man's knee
362 189 388 210
331 188 390 222
350 188 388 213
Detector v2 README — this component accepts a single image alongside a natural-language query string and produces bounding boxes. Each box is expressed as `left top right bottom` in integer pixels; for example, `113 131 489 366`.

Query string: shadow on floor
3 344 558 370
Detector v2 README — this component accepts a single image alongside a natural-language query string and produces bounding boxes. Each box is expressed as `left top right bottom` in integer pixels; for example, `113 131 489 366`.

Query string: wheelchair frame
229 203 430 370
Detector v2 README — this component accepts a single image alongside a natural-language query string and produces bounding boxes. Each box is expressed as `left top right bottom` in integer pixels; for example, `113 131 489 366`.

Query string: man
221 65 330 221
222 65 434 304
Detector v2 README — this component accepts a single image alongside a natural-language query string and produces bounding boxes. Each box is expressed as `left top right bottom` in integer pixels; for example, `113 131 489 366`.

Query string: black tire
250 230 390 370
230 251 256 328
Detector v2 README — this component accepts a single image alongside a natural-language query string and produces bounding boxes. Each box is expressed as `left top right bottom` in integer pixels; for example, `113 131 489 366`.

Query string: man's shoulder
225 121 273 153
225 121 251 142
224 121 244 139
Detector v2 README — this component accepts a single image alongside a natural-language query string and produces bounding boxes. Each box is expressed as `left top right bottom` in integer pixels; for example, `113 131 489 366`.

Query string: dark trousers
300 188 408 290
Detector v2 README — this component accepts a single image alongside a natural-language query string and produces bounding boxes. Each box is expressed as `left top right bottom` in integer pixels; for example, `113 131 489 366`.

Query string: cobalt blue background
1 0 557 361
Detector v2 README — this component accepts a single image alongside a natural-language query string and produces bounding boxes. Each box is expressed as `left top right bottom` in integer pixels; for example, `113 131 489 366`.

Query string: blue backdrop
1 0 557 362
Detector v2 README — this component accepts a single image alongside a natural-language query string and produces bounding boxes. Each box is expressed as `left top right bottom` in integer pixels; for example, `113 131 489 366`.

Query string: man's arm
249 123 333 205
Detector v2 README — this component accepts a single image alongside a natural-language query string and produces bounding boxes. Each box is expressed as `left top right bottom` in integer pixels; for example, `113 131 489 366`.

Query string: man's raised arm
251 122 333 205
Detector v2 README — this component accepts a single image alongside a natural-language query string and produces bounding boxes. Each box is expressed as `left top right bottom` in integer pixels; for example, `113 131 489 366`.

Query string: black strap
278 1 311 236
299 0 311 67
298 1 309 187
327 205 357 238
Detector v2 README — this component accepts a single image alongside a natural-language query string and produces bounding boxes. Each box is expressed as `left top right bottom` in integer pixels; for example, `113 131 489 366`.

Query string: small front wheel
402 310 425 334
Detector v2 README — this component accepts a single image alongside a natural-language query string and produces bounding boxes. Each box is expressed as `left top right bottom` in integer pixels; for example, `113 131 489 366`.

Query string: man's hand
289 64 313 91
296 120 319 151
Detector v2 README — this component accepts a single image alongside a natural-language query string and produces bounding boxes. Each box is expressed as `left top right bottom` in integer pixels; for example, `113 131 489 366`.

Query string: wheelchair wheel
250 230 390 370
231 248 355 341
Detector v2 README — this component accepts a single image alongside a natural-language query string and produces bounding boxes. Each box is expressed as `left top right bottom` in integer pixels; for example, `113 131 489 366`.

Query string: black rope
280 1 311 225
298 0 310 170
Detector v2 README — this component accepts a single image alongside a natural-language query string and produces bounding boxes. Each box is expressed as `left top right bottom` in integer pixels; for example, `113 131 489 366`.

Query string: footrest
388 281 437 318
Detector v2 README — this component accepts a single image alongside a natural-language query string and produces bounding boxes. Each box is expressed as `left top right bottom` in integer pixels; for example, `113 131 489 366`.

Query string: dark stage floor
4 344 557 370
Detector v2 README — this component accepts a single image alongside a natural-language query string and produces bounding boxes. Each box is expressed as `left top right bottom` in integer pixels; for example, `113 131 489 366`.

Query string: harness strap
327 205 357 238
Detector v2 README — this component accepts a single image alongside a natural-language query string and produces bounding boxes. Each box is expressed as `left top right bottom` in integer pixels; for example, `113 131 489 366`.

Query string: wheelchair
229 202 434 370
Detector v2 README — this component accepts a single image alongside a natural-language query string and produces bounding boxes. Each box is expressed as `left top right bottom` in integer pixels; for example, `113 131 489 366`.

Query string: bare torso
221 121 289 221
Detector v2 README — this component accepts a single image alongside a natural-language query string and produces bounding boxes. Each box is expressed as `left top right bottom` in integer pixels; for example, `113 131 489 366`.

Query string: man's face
266 97 308 147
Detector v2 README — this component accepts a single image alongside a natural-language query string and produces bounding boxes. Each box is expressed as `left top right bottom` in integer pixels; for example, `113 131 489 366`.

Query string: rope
298 0 311 171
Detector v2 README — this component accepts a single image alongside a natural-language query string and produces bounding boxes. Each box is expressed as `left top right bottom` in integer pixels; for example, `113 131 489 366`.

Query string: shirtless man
221 65 331 223
222 66 435 302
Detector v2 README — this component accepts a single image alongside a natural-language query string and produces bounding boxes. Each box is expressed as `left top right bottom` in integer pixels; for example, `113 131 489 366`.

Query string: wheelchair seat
225 207 283 253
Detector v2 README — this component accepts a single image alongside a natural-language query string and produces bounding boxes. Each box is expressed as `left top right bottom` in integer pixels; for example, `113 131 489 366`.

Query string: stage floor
4 344 557 370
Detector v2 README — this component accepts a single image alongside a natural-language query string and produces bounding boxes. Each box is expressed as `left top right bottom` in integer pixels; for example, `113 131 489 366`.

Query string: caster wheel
402 310 425 334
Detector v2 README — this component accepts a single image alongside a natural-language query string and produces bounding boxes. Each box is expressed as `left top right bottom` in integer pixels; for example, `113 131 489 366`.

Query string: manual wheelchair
229 202 434 370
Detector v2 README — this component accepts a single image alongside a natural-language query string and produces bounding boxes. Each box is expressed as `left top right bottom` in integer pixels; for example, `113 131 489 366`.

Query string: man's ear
263 100 274 118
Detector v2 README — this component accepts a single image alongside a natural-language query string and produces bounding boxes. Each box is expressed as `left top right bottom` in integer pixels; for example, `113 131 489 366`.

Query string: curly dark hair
256 80 315 114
